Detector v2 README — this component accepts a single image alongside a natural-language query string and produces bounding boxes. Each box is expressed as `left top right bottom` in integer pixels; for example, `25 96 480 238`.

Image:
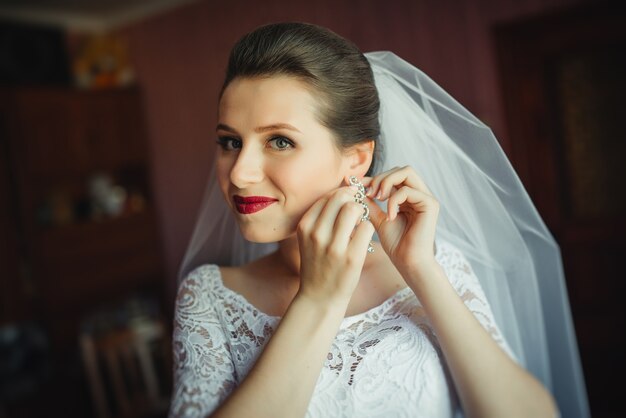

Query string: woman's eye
216 137 242 150
268 136 294 150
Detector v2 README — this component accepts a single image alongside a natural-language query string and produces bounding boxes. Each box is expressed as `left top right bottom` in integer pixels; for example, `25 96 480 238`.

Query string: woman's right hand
295 180 375 307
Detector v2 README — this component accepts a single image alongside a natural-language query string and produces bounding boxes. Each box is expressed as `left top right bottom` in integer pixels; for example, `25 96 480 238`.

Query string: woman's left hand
361 166 439 276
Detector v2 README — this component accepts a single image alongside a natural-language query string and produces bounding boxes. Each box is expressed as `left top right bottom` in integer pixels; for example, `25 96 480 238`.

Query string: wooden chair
80 319 171 418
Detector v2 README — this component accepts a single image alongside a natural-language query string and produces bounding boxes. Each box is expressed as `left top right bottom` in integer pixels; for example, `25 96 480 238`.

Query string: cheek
276 154 343 214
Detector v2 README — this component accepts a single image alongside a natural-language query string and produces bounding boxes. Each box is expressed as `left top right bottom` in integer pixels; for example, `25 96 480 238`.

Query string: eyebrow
216 123 301 134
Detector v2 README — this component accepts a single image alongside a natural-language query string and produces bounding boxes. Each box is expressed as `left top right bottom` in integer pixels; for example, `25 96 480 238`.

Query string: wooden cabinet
0 87 165 351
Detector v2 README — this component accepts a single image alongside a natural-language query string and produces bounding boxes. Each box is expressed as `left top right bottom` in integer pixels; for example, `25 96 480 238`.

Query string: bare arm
363 166 557 418
211 186 374 418
403 261 557 418
211 295 346 418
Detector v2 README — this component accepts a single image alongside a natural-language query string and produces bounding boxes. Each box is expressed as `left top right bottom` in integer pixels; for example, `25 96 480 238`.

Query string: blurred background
0 0 623 417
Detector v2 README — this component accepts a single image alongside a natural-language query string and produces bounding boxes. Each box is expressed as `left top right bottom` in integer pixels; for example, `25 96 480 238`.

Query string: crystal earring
349 176 374 253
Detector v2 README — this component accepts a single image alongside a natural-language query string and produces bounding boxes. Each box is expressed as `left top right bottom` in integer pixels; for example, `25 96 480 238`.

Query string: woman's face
216 76 351 243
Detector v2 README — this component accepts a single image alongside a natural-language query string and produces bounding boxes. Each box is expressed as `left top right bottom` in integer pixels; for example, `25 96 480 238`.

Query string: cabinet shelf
0 86 165 353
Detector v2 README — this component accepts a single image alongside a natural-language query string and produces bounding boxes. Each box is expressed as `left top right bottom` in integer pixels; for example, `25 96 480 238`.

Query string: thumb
365 196 387 230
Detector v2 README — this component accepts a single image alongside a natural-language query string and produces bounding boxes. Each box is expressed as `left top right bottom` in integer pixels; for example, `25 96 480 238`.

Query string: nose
229 145 265 188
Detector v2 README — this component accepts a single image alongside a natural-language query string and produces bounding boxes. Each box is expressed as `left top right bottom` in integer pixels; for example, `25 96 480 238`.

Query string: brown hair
221 22 380 176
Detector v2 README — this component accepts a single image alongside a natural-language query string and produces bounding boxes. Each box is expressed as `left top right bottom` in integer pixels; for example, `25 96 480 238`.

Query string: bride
169 22 588 418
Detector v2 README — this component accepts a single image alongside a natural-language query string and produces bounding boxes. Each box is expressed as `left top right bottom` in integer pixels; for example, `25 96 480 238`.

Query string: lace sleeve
169 267 237 418
437 242 517 361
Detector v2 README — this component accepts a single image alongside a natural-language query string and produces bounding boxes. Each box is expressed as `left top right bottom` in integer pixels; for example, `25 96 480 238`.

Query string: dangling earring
349 176 374 253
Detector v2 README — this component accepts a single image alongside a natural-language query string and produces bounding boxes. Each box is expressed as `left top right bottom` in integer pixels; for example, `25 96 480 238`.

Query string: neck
276 234 301 276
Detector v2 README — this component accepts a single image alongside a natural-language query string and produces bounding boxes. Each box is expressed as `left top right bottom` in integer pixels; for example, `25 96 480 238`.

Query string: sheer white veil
179 51 589 417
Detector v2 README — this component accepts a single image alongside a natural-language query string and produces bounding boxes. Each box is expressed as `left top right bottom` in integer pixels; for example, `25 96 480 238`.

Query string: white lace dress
169 239 516 417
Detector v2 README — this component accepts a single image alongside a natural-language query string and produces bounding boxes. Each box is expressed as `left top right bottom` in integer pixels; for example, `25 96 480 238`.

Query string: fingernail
376 191 382 200
366 187 372 196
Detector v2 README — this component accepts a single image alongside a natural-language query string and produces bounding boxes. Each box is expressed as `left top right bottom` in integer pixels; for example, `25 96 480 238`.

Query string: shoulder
177 264 252 304
180 264 220 287
176 264 224 306
174 264 245 326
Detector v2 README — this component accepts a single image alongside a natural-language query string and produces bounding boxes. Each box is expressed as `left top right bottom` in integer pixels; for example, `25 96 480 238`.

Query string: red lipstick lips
233 195 278 214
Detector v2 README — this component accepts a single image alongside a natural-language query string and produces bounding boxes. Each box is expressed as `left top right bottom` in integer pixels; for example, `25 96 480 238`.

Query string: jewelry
349 176 374 253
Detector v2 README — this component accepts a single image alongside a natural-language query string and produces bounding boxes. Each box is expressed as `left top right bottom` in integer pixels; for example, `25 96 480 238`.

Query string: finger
377 166 434 200
403 167 434 196
312 187 358 246
329 201 365 251
365 167 403 199
377 167 410 201
347 219 376 261
387 186 439 221
298 196 329 238
364 196 388 230
360 176 374 189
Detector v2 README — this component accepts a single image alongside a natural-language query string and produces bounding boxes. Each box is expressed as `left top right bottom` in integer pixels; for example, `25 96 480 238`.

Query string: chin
237 224 291 243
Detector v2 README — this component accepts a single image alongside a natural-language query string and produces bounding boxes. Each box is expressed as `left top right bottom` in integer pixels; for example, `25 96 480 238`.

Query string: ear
343 140 375 177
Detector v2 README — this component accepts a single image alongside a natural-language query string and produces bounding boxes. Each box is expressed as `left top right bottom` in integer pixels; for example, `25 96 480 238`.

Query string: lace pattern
169 239 514 417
